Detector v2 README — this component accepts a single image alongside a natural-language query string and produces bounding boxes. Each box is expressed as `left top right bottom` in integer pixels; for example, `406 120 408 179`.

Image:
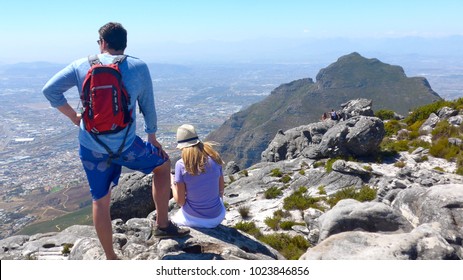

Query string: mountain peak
316 52 406 89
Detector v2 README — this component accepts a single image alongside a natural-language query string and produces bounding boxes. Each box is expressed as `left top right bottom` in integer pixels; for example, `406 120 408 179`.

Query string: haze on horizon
1 0 462 64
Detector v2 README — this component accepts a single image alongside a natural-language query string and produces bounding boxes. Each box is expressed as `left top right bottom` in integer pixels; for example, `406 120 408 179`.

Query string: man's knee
152 159 171 175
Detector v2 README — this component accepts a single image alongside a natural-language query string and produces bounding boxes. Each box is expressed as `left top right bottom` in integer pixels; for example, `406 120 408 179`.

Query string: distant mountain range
206 52 442 168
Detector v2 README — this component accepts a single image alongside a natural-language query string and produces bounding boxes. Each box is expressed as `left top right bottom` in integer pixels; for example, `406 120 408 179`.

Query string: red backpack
81 55 132 134
81 55 132 160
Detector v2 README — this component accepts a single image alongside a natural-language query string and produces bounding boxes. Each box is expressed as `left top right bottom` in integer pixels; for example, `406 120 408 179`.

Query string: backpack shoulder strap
88 55 101 66
112 55 127 65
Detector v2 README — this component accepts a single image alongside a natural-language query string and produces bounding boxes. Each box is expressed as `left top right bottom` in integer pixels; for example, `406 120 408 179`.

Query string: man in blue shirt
42 22 189 260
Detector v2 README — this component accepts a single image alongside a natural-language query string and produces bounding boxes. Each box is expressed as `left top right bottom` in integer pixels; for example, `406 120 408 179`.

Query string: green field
16 206 93 236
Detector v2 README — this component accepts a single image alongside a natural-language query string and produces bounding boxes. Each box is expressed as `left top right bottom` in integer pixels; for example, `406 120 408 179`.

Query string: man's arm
147 133 168 159
57 103 81 126
42 62 81 126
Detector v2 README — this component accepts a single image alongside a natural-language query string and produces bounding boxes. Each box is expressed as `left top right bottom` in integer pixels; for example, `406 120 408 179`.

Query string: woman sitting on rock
171 124 226 228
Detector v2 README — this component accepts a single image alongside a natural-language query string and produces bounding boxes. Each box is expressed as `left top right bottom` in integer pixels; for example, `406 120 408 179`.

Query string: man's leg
152 160 171 228
93 191 118 260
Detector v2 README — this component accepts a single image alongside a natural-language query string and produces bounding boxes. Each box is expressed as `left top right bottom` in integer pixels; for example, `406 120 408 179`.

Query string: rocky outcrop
304 116 384 159
110 172 155 222
392 184 463 253
316 199 413 242
339 98 374 119
0 219 283 260
300 223 458 260
262 99 385 162
261 122 334 162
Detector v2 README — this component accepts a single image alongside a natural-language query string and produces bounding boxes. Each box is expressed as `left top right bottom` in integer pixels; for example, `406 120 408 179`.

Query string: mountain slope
206 52 441 168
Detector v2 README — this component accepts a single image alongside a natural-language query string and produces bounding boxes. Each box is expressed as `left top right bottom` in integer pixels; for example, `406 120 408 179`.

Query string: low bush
239 170 249 177
264 216 281 230
270 168 283 177
265 186 283 199
258 233 310 260
283 186 323 211
405 100 451 125
375 109 396 120
234 222 310 260
326 185 377 208
238 205 251 218
280 174 291 183
234 221 262 238
279 220 305 230
384 119 402 137
430 137 461 160
317 186 326 195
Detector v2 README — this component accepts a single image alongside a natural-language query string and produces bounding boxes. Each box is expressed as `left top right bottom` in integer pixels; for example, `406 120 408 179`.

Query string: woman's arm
171 177 186 207
219 175 225 198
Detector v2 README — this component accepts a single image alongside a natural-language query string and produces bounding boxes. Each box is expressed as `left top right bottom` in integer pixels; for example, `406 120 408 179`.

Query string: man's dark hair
98 22 127 51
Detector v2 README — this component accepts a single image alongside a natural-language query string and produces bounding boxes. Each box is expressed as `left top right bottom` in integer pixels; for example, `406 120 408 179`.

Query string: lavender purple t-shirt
174 157 223 219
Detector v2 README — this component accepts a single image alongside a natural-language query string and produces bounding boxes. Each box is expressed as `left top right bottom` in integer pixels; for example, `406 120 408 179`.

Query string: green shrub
380 138 409 153
313 161 325 168
408 130 420 140
273 209 292 219
280 174 291 183
265 186 283 199
239 170 249 177
238 205 251 218
405 100 451 125
325 158 338 173
407 119 426 135
432 120 461 140
283 186 322 211
384 120 402 137
375 109 396 120
317 186 326 195
258 233 309 260
327 185 377 208
279 220 305 230
409 139 431 150
394 161 406 168
355 185 378 202
456 156 463 175
363 165 373 172
264 216 281 230
299 170 305 175
234 221 262 238
270 168 283 177
234 221 310 260
433 166 445 172
429 137 461 160
61 243 73 255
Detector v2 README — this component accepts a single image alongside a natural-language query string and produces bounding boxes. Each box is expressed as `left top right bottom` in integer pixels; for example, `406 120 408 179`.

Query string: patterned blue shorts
79 135 168 200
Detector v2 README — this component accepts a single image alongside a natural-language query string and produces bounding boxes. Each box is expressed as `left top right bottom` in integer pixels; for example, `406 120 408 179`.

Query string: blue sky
1 0 462 63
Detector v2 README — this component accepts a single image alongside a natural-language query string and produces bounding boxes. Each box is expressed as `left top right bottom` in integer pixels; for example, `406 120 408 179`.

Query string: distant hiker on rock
321 112 329 121
42 22 189 260
330 109 339 121
171 124 226 228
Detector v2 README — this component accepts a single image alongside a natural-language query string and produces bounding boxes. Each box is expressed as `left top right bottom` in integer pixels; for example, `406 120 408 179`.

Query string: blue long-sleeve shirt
42 54 157 154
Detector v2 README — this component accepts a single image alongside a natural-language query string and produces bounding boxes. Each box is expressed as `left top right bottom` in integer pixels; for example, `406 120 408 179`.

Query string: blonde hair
181 142 224 175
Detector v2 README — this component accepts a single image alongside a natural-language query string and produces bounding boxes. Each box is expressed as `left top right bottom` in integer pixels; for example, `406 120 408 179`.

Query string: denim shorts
79 135 168 200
